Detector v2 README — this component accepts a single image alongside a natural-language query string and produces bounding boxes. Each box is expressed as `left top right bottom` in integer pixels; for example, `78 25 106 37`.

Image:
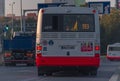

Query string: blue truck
3 32 35 66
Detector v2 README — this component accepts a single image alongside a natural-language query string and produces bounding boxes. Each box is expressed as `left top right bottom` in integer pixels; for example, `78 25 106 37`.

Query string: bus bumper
107 56 120 61
36 56 100 67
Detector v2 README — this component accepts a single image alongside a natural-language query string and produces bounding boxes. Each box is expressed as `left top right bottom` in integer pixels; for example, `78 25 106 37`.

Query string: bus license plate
61 45 75 49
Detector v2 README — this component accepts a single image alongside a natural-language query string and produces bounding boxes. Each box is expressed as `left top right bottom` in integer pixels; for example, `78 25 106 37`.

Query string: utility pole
12 2 15 33
9 2 15 37
20 0 23 32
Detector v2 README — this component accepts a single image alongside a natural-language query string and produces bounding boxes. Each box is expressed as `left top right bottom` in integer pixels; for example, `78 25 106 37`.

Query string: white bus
107 43 120 61
36 7 100 76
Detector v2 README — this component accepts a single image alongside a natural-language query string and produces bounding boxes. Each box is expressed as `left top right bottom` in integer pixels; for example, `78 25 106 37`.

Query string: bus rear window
42 14 95 32
109 47 120 51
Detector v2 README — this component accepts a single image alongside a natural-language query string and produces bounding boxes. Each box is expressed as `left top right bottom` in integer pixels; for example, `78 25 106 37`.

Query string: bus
107 43 120 61
36 7 100 76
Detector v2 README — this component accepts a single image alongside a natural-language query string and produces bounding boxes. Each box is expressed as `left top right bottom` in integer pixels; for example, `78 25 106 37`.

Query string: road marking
109 68 120 81
109 73 119 81
19 77 47 81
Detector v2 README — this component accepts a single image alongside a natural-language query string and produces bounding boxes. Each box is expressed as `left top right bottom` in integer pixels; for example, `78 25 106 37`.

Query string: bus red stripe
36 57 100 67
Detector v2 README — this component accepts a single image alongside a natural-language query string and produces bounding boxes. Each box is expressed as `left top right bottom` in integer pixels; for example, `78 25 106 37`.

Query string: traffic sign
88 1 110 14
38 3 66 11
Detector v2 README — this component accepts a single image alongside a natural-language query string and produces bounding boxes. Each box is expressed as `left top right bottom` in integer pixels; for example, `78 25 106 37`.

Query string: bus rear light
36 53 42 57
95 46 100 51
92 10 96 13
95 53 100 57
41 9 44 13
26 53 33 57
36 46 42 51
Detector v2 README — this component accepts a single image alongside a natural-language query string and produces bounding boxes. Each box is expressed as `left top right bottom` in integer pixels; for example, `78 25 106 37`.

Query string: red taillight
36 53 42 57
95 53 100 57
36 46 42 50
4 53 11 57
95 46 100 51
92 10 96 13
41 9 44 13
26 53 33 57
36 53 42 67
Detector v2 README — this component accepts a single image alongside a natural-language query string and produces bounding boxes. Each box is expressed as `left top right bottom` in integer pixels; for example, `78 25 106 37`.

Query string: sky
5 0 44 16
5 0 115 16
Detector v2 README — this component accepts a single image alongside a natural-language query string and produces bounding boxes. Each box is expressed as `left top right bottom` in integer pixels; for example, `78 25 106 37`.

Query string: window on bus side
109 47 120 51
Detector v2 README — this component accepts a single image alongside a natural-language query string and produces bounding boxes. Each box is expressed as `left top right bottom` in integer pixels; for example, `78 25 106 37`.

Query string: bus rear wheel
38 67 44 76
37 67 52 76
90 70 97 76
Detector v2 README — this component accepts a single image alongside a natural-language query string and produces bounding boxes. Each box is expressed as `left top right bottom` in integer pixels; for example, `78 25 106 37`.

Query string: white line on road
109 69 119 81
19 77 47 81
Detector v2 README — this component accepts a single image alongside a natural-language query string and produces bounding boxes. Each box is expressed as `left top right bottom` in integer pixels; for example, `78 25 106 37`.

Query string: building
44 0 75 5
44 0 86 6
0 0 5 16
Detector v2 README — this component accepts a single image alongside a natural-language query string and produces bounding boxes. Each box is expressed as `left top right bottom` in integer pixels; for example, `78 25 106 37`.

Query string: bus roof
39 7 98 14
108 43 120 47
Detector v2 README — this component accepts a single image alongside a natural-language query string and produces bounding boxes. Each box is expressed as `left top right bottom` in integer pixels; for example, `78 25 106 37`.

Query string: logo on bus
48 40 54 46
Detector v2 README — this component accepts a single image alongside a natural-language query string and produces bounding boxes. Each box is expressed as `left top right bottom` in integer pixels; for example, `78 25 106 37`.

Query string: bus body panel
36 56 100 67
41 39 95 57
107 43 120 60
36 7 100 75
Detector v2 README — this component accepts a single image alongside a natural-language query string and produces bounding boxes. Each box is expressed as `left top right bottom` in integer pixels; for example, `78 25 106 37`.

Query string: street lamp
9 2 15 34
20 0 23 32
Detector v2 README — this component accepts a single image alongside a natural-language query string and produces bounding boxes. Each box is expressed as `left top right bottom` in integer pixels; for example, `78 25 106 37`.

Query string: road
0 57 119 81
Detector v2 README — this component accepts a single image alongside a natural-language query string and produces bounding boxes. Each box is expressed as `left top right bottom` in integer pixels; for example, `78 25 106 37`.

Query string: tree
100 8 120 53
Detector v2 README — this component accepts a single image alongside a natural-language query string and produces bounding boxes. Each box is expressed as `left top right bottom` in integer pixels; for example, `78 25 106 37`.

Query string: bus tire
4 63 9 66
11 63 16 66
38 67 44 76
45 72 52 76
90 70 97 76
27 63 34 66
4 63 13 66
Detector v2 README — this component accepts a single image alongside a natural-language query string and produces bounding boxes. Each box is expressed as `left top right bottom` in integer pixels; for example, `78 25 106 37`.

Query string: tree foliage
100 8 120 53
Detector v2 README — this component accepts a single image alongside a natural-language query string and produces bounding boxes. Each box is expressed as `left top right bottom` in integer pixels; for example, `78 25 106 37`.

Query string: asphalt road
0 57 119 81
